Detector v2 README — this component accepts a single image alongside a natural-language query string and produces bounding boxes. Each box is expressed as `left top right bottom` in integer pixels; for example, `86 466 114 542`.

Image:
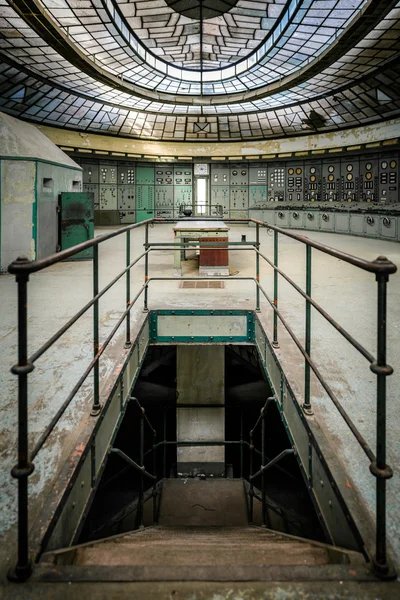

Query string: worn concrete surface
0 223 399 589
159 479 248 528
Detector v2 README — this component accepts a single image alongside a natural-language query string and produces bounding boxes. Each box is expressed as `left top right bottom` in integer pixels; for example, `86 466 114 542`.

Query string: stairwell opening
78 344 325 546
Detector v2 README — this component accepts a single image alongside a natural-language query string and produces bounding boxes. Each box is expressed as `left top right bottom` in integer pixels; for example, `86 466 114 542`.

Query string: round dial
381 161 388 169
390 160 397 169
365 172 372 180
232 170 237 176
328 174 334 182
365 163 372 170
296 167 302 175
288 168 294 175
347 164 353 172
328 166 334 173
346 173 353 181
310 167 316 174
241 170 247 175
310 175 316 182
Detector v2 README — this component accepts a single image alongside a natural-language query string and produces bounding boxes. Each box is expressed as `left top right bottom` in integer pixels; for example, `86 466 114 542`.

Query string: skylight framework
0 0 399 140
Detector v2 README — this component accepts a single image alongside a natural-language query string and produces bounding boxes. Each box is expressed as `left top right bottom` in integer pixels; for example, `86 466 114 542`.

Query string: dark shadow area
79 344 325 545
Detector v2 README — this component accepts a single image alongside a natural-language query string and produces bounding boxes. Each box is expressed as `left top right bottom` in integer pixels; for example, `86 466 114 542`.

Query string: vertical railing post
302 245 313 415
152 431 157 524
249 434 254 523
240 408 244 479
143 223 149 312
255 223 260 311
125 230 132 348
91 245 101 415
8 257 35 582
370 258 395 578
137 408 144 528
163 405 167 479
261 407 267 528
272 230 279 348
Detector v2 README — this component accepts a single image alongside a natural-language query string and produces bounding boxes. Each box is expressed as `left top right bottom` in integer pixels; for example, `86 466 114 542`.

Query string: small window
72 180 81 191
42 178 53 193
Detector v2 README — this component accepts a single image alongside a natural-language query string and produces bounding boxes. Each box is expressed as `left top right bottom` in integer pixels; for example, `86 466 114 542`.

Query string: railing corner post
302 244 313 416
125 230 132 348
255 223 260 312
8 256 35 582
143 223 149 313
272 230 279 348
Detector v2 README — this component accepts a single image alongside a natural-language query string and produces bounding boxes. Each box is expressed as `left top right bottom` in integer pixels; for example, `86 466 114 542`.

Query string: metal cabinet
335 213 350 233
320 211 335 231
59 192 94 260
349 214 364 236
380 216 397 239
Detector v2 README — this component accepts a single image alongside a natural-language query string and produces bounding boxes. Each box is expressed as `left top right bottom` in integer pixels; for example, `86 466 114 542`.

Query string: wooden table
173 220 230 277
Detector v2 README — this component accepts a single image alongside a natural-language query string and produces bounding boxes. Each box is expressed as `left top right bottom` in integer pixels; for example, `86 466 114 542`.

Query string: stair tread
72 526 331 567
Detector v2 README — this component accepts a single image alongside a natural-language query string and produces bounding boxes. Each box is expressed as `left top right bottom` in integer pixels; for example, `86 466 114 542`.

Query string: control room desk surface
173 221 230 277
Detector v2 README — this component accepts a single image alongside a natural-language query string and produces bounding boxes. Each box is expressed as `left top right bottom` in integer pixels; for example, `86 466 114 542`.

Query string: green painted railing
7 216 396 581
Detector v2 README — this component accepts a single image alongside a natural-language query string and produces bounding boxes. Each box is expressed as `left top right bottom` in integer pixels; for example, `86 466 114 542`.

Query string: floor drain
180 281 225 289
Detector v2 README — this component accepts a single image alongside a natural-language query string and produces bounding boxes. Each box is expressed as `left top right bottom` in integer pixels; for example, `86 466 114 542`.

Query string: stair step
72 526 330 567
159 478 248 527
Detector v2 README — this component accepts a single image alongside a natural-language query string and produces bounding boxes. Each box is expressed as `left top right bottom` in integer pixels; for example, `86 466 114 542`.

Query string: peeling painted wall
0 159 35 271
36 163 82 259
38 119 400 158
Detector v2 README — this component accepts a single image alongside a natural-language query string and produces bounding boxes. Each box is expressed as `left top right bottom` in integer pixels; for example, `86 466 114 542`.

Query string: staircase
38 479 367 583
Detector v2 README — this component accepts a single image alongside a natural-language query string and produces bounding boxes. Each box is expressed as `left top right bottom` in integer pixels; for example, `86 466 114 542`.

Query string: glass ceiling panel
32 0 368 94
1 53 399 140
1 0 400 140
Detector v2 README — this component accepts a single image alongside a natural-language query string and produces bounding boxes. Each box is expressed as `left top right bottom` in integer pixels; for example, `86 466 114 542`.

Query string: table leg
174 232 182 277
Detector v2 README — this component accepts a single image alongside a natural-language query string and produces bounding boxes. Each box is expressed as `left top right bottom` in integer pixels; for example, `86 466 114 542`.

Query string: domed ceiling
0 0 400 141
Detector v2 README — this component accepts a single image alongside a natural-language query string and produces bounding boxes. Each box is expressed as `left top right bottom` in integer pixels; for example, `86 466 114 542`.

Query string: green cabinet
59 192 94 260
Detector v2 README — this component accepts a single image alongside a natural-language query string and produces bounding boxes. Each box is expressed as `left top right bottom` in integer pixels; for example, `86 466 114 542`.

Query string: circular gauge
366 172 372 180
328 174 334 182
328 166 334 173
296 167 302 175
241 170 247 175
390 160 397 169
347 164 353 172
310 167 316 174
310 175 316 182
347 173 353 181
381 161 388 169
365 162 372 171
288 168 294 175
232 170 237 176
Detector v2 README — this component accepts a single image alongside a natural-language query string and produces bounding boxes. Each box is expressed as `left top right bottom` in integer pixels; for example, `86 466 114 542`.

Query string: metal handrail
7 216 396 581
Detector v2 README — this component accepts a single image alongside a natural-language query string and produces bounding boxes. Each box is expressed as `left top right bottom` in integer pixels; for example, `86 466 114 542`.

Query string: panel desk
173 221 230 277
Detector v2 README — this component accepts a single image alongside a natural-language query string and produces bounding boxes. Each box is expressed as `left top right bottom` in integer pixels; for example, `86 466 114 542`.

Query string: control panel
249 165 267 186
83 184 99 209
269 165 285 201
286 164 304 202
174 165 193 186
174 185 193 214
322 160 340 202
211 186 229 217
99 164 117 184
117 186 135 210
340 160 359 203
230 187 249 211
99 185 117 210
155 167 174 186
118 164 135 186
82 162 99 185
211 164 230 185
304 161 321 202
359 155 378 203
379 156 398 204
136 166 155 185
230 165 248 186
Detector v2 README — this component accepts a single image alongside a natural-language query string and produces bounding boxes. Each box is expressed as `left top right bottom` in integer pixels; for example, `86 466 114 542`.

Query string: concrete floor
0 223 399 584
